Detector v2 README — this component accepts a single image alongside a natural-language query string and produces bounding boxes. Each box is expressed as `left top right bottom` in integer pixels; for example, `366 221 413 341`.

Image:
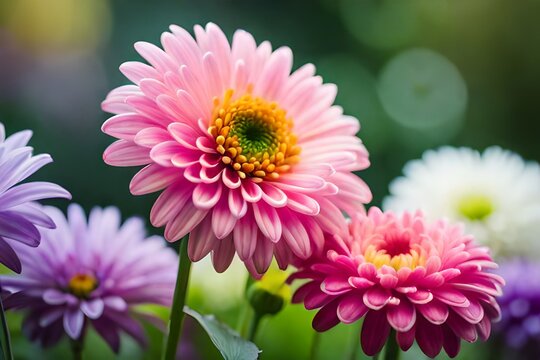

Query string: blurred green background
1 0 538 359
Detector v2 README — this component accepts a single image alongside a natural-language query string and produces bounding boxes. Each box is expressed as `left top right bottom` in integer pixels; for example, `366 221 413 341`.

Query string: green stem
163 238 192 360
348 321 362 360
70 338 84 360
247 312 262 342
383 330 400 360
309 331 321 360
0 291 13 360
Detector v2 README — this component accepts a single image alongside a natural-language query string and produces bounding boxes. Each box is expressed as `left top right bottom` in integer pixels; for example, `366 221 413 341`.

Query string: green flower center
230 116 277 158
458 194 494 221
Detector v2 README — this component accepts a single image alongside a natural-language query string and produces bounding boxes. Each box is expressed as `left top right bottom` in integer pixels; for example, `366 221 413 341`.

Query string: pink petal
453 299 484 324
387 300 416 332
233 212 258 261
433 288 470 307
192 182 222 210
321 275 352 296
281 210 311 259
240 181 263 203
260 183 287 207
211 234 235 273
119 61 161 84
211 197 237 239
188 215 219 261
164 201 208 241
417 299 449 325
130 164 179 195
286 192 320 216
228 189 247 218
337 293 368 324
134 127 171 148
168 122 200 150
150 183 193 227
149 141 183 167
102 113 154 139
253 201 282 242
252 234 273 274
363 287 391 310
103 140 150 167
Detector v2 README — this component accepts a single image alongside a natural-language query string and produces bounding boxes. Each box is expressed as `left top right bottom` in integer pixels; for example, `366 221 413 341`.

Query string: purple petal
0 237 21 272
0 211 41 246
81 299 105 319
63 308 85 339
0 182 71 210
361 310 390 356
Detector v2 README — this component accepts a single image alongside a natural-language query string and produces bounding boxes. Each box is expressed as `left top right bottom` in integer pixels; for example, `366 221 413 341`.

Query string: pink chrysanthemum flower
101 23 371 275
290 207 503 358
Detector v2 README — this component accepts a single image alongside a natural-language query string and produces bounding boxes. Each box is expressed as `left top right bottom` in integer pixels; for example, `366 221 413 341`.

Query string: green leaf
184 307 260 360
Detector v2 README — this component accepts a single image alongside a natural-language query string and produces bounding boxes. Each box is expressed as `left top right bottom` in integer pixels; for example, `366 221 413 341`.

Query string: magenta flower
0 122 71 273
101 23 371 275
1 204 178 352
290 207 503 358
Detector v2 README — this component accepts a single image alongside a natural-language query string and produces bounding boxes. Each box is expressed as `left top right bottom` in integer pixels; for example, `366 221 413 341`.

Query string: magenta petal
475 315 491 341
387 300 416 332
337 293 368 324
360 310 390 356
211 234 235 273
417 299 449 325
396 326 415 351
416 317 444 358
453 299 484 324
442 325 461 358
322 276 352 295
312 299 340 332
363 287 391 310
433 288 470 307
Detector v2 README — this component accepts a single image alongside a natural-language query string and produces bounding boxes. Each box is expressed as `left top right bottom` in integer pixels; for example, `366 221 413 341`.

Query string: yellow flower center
208 89 301 181
458 194 494 221
68 273 98 298
363 232 427 270
364 244 426 270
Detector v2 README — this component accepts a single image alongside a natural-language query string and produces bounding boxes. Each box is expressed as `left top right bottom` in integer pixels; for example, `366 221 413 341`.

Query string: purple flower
0 123 71 273
1 204 178 352
495 259 540 353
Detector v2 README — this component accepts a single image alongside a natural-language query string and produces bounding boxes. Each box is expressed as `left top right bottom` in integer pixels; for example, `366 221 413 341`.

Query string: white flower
384 146 540 257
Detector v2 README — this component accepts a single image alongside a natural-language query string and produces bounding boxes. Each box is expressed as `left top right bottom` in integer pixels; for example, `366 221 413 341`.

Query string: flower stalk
163 237 192 360
0 292 13 360
383 331 400 360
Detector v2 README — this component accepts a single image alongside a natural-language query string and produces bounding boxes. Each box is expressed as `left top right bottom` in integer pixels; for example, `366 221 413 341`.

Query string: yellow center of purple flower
208 89 301 181
364 233 426 270
68 273 98 298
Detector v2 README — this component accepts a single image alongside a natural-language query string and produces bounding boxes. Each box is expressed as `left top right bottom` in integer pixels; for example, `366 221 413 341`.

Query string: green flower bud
247 269 291 317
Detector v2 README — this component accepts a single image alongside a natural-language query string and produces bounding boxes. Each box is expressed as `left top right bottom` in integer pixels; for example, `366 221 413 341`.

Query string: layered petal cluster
0 123 71 273
384 146 540 257
101 23 371 275
494 259 540 356
290 207 503 358
1 204 178 352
